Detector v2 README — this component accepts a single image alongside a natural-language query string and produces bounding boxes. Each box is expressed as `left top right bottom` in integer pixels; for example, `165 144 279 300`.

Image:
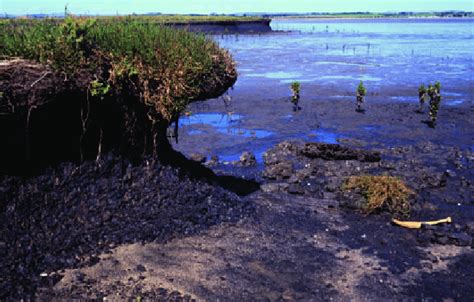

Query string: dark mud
152 91 473 300
2 72 473 300
0 153 255 299
5 137 469 300
36 179 474 300
174 96 473 161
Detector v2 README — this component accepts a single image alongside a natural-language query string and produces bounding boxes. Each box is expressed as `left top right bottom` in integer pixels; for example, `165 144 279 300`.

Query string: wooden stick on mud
392 217 452 229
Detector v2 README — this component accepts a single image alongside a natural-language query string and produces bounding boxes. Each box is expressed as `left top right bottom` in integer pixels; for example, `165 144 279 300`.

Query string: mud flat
29 139 474 300
2 96 473 300
170 19 272 34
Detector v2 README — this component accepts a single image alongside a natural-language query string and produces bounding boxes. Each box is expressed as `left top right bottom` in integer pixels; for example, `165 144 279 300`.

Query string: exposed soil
0 153 257 299
38 194 473 301
2 89 473 300
0 57 236 175
1 135 470 300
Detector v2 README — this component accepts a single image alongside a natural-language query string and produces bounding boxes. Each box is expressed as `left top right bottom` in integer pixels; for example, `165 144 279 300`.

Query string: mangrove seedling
356 81 367 112
427 81 442 128
290 81 301 111
417 84 427 113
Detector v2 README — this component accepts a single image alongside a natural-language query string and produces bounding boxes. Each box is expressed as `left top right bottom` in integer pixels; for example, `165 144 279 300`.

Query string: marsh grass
0 16 235 121
343 175 413 217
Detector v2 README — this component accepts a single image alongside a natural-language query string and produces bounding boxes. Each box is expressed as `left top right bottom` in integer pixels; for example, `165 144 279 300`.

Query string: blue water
215 18 474 106
308 129 341 144
181 113 242 128
181 113 274 139
362 125 382 131
219 148 267 164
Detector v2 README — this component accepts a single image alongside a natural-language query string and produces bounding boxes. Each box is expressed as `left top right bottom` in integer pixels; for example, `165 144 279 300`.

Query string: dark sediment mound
0 154 254 299
0 76 261 297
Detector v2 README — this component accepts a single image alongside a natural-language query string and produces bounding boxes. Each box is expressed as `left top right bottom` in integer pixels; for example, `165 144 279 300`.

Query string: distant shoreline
272 16 474 21
3 11 473 21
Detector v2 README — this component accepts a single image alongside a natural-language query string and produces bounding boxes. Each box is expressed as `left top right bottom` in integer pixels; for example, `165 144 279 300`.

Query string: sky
1 0 473 15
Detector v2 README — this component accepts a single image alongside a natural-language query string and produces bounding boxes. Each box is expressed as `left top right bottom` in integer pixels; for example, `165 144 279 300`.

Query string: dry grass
343 175 413 217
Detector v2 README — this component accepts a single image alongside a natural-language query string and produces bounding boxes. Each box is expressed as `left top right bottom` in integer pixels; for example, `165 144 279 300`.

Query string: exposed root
79 98 91 163
96 128 103 163
174 116 179 144
30 71 52 88
25 105 37 161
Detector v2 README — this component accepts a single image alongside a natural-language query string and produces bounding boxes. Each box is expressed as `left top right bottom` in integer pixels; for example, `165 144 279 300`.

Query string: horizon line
2 10 473 16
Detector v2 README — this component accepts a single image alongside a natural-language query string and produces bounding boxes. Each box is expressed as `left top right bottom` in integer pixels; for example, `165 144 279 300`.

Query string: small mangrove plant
427 81 442 128
290 81 301 111
417 84 427 113
356 81 367 112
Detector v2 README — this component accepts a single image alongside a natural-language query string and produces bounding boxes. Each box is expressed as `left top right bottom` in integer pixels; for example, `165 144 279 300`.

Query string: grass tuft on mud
343 175 413 218
0 16 236 121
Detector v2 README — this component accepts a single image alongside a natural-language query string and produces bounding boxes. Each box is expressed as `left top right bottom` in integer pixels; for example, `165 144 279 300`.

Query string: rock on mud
301 143 381 162
263 161 294 180
239 151 257 166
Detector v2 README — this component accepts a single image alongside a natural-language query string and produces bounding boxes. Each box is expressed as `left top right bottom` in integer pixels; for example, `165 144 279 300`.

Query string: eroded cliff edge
0 18 237 175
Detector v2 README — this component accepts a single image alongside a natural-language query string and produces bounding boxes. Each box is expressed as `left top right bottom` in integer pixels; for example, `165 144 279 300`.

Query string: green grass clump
343 175 413 217
0 16 235 121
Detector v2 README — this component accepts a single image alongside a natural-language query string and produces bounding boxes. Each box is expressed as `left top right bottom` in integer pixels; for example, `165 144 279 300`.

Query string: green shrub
89 80 111 99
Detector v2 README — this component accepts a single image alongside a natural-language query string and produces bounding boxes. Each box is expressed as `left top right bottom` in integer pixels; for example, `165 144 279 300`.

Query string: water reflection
182 113 274 139
308 129 341 144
